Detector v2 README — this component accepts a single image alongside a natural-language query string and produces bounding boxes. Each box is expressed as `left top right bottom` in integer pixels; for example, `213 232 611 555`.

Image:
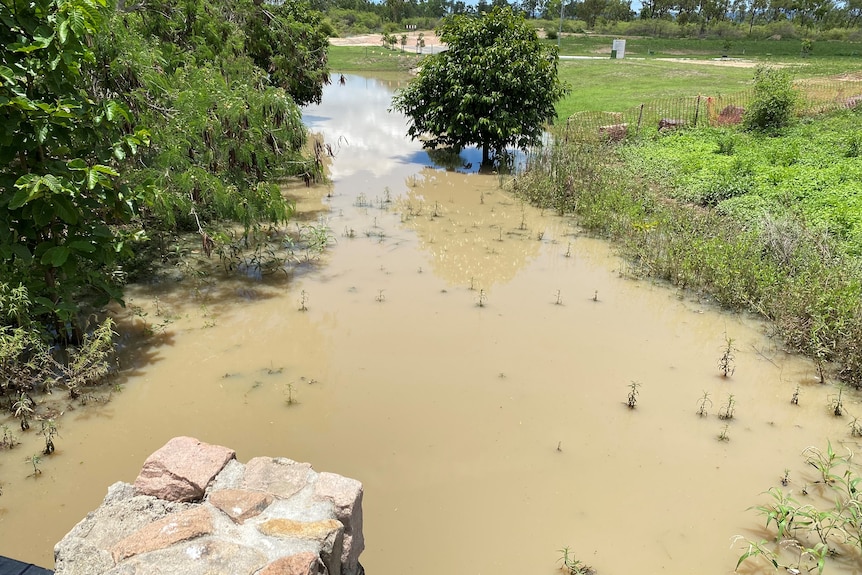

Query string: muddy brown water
2 74 861 575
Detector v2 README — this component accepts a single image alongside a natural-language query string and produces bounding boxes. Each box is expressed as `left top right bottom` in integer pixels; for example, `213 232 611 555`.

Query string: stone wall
54 437 364 575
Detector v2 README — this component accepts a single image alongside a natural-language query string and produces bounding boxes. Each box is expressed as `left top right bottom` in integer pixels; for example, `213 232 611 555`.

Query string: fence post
694 94 701 127
637 104 644 136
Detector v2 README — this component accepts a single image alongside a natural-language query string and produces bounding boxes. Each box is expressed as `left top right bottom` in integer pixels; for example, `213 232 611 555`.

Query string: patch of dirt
655 57 763 68
330 32 443 47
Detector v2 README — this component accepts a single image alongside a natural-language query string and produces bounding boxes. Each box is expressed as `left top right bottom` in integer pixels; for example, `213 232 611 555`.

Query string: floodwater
1 73 861 575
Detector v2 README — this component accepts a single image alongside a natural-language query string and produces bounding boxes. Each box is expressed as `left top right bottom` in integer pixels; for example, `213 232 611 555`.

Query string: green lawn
327 45 422 72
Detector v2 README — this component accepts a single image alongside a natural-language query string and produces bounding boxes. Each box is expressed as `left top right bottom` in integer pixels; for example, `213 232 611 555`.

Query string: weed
718 424 730 441
477 289 487 308
376 290 386 303
298 290 309 312
537 230 545 241
718 333 736 377
557 547 594 575
565 242 572 257
696 391 713 417
718 394 736 420
791 384 800 405
469 277 476 291
27 453 42 477
12 392 34 431
715 134 736 155
555 290 563 305
850 417 862 437
592 290 598 302
802 441 846 484
556 441 562 452
40 420 58 455
781 469 790 486
284 383 298 406
626 381 641 409
828 384 845 416
1 425 17 449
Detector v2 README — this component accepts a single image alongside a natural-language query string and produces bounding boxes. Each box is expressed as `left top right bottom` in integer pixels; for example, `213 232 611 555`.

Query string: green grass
327 45 422 72
555 59 756 115
548 35 862 60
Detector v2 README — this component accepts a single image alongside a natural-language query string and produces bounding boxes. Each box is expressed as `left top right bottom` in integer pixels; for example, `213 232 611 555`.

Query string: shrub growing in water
743 67 799 132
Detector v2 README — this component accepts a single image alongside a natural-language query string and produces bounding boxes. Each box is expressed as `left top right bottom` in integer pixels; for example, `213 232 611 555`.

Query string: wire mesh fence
563 76 862 141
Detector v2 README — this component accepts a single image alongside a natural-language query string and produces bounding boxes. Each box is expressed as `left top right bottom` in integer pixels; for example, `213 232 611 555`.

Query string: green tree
1 0 150 337
392 7 568 165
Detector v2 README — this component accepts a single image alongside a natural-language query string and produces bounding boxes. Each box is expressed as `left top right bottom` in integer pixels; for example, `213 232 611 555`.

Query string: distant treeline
321 0 862 39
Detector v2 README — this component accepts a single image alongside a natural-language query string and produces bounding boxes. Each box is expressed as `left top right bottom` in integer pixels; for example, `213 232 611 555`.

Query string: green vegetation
735 442 862 574
743 66 799 130
392 7 569 165
514 97 862 386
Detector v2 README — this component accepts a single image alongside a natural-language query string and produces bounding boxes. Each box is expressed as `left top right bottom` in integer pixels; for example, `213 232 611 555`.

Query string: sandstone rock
209 488 274 524
259 519 343 575
134 436 235 502
241 457 314 499
260 552 326 575
105 537 268 575
111 506 214 562
53 537 115 575
313 473 364 575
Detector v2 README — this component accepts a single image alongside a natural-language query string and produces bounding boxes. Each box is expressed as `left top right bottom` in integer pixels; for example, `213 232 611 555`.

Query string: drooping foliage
392 7 569 165
1 0 330 349
92 0 330 235
1 0 151 337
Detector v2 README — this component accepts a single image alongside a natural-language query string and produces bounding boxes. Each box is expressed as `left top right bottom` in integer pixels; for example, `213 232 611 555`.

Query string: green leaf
54 196 79 224
40 246 70 267
11 244 32 263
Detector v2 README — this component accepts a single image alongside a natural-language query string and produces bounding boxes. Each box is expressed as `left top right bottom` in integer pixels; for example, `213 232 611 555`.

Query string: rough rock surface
55 437 365 575
134 436 236 502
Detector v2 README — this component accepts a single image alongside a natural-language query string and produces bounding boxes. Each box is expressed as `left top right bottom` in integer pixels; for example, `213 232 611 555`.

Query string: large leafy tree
391 6 569 165
1 0 150 338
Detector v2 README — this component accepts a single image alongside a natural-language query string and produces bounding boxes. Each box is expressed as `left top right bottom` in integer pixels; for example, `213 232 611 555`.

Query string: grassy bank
328 45 422 72
513 110 862 386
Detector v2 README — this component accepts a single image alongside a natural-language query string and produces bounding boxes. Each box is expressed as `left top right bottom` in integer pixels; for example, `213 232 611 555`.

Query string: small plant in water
626 381 641 409
718 424 730 442
284 383 298 406
27 453 42 477
298 290 309 312
718 394 736 420
829 384 845 416
40 420 58 455
718 333 736 377
555 290 563 305
1 425 18 449
565 242 572 258
791 384 800 405
696 391 713 417
477 289 487 308
592 290 598 302
12 392 34 431
781 468 790 486
557 547 594 575
376 289 386 303
850 417 862 437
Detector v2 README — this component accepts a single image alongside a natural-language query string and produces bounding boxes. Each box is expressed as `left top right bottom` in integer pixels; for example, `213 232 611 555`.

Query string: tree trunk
482 144 490 165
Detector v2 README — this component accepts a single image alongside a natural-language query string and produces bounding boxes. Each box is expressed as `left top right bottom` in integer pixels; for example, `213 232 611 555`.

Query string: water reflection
302 74 509 180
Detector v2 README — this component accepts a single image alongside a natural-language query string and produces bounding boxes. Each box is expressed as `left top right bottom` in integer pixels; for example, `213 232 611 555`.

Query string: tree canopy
391 6 569 165
2 0 331 344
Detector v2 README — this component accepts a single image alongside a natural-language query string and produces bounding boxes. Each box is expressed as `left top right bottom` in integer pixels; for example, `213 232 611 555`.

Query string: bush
743 66 799 132
546 28 558 40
